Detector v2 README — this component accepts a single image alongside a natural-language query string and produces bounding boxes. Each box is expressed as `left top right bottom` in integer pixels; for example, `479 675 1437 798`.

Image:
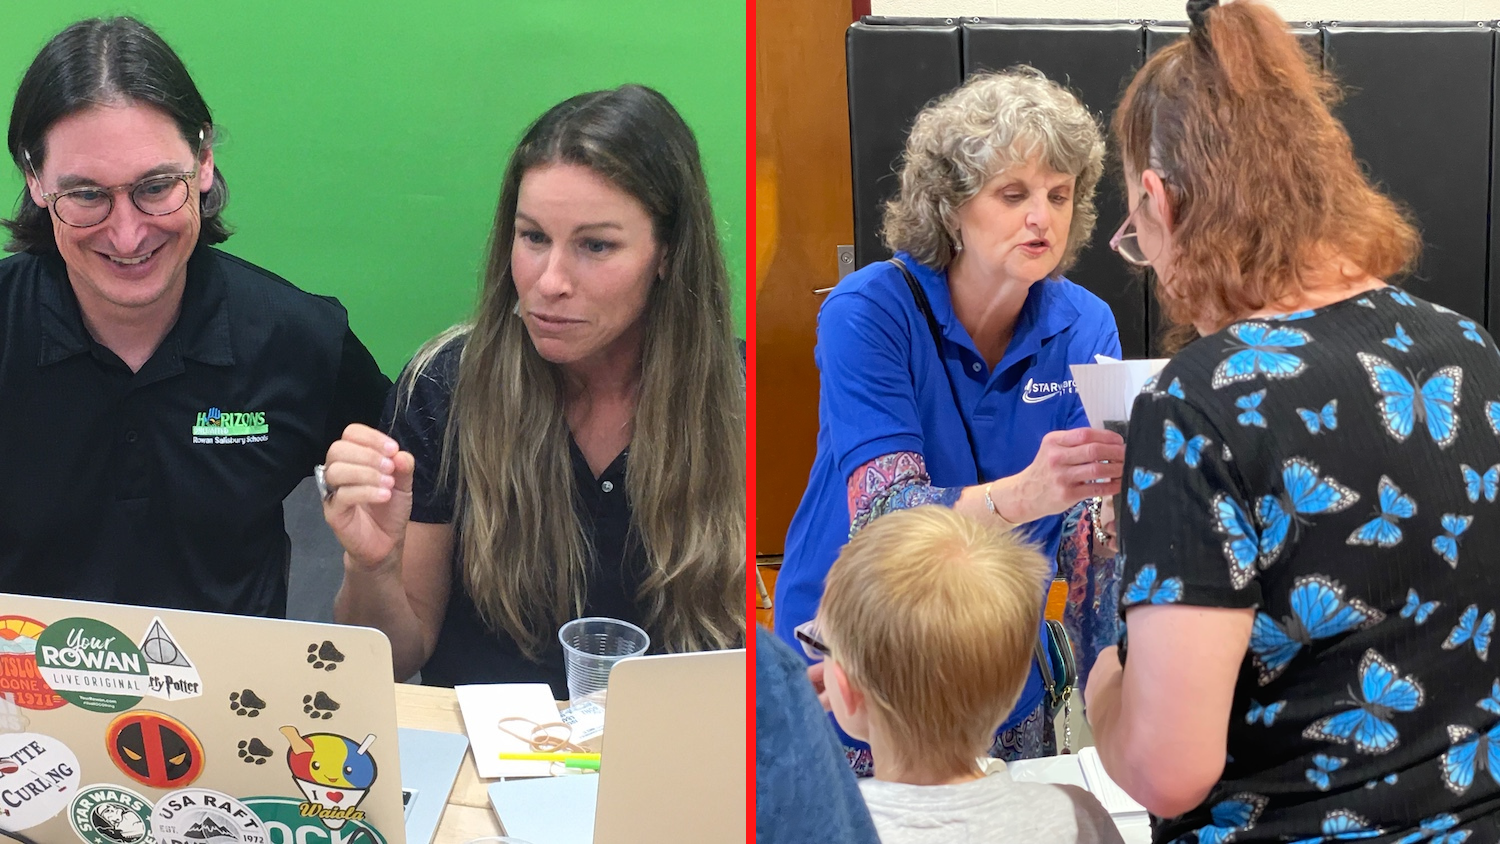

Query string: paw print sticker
307 640 345 671
237 737 273 764
303 692 341 720
229 689 266 717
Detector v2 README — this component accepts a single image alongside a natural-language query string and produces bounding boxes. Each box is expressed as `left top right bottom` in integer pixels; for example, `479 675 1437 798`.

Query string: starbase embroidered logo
1021 377 1076 405
191 407 269 445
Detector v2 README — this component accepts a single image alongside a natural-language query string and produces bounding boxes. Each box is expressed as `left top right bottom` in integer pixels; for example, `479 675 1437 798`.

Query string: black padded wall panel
963 23 1147 357
847 21 963 267
1325 25 1492 323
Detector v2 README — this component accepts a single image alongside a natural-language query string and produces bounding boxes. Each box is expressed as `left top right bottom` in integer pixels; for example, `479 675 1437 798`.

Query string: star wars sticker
138 617 202 701
106 711 205 789
69 784 153 844
0 732 80 830
151 788 268 844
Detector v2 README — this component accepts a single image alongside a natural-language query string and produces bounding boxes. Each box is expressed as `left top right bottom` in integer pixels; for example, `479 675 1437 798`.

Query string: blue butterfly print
1167 378 1186 400
1384 322 1414 352
1237 389 1268 427
1297 400 1338 434
1460 320 1485 345
1305 754 1347 791
1461 464 1500 503
1432 513 1474 568
1401 589 1440 624
1393 814 1469 844
1250 575 1383 684
1123 564 1183 606
1212 323 1311 388
1223 443 1234 462
1246 699 1286 726
1347 476 1417 548
1270 309 1317 321
1213 493 1262 590
1163 420 1210 467
1291 810 1383 843
1389 290 1416 307
1139 373 1160 395
1441 604 1494 661
1194 793 1267 844
1302 649 1424 754
1127 468 1162 522
1260 458 1361 563
1364 773 1399 789
1356 297 1377 309
1441 721 1500 794
1358 352 1463 448
1487 401 1500 436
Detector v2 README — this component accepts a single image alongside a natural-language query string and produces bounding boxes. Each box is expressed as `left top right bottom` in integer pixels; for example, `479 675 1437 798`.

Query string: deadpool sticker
105 711 205 789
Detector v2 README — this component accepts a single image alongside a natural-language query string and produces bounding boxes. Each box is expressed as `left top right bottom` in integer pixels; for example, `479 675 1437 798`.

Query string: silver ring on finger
314 464 336 502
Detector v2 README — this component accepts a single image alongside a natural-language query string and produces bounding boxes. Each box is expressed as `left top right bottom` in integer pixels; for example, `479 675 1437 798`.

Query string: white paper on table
1069 355 1171 429
455 683 561 779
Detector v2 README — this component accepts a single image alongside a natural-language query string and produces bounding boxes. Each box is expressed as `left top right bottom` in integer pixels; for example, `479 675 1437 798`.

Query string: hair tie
1186 0 1219 31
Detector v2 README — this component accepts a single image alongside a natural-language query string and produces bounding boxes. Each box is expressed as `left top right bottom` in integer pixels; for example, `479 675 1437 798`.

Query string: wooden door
755 0 855 557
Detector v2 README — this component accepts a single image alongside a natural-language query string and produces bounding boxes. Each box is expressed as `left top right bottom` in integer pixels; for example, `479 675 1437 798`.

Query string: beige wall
872 0 1500 21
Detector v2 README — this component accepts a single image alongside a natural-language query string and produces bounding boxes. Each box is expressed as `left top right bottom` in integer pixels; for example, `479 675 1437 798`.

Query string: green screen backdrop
0 2 746 374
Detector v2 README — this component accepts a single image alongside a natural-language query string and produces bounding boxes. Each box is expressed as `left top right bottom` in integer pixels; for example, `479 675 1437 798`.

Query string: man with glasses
0 17 390 617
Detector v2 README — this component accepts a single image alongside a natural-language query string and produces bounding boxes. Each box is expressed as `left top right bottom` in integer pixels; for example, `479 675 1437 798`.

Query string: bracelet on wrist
983 483 1021 529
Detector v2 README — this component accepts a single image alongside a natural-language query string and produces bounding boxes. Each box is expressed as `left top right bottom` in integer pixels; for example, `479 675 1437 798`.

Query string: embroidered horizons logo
191 407 269 444
1021 378 1076 404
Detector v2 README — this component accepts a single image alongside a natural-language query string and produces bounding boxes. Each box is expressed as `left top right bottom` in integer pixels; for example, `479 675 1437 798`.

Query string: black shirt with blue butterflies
1119 286 1500 843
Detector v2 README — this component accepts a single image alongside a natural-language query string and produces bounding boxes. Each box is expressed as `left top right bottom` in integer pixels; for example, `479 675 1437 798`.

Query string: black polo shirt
385 337 649 697
0 244 390 617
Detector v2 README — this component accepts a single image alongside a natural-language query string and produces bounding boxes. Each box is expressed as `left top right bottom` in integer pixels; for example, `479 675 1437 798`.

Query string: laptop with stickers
0 592 407 844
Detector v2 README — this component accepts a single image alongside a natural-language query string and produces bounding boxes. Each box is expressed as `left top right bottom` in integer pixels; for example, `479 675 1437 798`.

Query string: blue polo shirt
774 252 1120 733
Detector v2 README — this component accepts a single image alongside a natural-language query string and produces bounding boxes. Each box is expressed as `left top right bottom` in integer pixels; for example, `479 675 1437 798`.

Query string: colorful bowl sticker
106 711 205 790
34 618 148 713
244 795 387 844
0 731 80 830
151 788 268 844
0 616 64 711
68 784 153 844
279 726 378 830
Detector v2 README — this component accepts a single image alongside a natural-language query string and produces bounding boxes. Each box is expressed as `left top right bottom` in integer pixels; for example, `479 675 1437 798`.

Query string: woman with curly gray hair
775 67 1125 770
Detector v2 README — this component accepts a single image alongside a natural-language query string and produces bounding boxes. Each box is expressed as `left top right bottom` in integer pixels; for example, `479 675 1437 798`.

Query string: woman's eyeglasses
1110 204 1152 267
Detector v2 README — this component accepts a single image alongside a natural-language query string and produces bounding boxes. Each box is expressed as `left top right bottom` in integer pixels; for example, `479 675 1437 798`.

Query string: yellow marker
498 751 601 762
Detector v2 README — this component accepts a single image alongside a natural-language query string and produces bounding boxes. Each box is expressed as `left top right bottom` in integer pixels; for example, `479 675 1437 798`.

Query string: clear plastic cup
558 617 650 707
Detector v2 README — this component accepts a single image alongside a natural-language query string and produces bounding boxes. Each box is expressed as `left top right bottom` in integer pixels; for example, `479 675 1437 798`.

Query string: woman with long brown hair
318 84 744 693
1085 1 1500 840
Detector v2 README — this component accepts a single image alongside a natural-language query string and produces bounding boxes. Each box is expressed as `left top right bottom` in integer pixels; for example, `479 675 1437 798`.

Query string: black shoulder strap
888 258 984 485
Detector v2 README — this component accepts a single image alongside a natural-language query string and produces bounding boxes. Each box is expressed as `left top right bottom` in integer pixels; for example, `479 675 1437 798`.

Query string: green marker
565 758 600 771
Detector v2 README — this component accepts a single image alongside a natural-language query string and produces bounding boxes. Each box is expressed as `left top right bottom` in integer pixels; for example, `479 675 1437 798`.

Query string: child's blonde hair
820 506 1050 775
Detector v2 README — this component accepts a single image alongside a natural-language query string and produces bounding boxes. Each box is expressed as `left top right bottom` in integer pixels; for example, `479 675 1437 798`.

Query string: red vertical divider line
852 0 872 21
745 0 759 840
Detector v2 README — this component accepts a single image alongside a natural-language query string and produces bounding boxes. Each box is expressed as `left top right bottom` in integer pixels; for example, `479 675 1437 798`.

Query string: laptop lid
0 593 406 844
592 648 745 844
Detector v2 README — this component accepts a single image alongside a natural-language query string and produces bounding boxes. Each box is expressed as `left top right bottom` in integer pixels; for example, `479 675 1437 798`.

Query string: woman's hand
321 424 417 572
998 427 1126 523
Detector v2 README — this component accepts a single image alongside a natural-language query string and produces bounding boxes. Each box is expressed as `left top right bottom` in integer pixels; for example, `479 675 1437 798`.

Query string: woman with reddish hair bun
1085 1 1500 841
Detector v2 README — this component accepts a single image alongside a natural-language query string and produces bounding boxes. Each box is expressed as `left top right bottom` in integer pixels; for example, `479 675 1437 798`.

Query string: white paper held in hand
1069 355 1171 429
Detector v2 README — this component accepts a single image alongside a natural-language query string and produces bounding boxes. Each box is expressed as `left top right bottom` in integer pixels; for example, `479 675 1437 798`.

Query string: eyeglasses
22 135 202 228
1109 204 1152 267
794 619 831 662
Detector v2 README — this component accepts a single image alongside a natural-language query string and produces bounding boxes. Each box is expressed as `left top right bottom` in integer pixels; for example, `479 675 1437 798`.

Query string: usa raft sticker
35 618 148 713
0 732 80 830
151 788 268 844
